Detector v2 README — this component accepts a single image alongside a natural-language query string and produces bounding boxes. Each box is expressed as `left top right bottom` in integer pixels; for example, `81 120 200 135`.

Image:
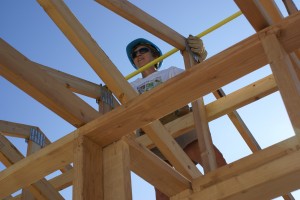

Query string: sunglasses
131 47 150 59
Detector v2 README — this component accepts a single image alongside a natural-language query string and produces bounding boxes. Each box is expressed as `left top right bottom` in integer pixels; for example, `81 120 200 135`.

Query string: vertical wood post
73 136 103 200
182 47 217 173
260 31 300 136
103 140 132 200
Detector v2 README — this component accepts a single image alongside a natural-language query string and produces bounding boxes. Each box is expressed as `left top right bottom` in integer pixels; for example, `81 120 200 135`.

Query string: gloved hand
187 35 207 62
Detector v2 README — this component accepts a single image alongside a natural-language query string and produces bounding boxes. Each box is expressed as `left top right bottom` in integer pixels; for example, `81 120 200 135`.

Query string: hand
187 35 207 62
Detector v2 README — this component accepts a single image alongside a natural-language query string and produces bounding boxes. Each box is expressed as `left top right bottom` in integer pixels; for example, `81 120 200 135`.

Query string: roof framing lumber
47 168 73 191
0 132 74 198
260 31 300 135
87 10 300 146
103 140 131 200
256 0 283 25
190 136 300 200
11 168 87 199
0 121 73 174
94 0 186 50
73 136 103 200
8 71 278 194
0 120 31 139
0 120 52 144
234 0 282 31
0 11 300 198
0 134 64 200
40 63 102 99
134 74 278 163
141 121 201 180
137 74 277 149
212 88 262 152
36 0 137 103
123 135 191 197
36 0 201 180
0 39 100 128
207 74 277 121
0 152 11 167
182 49 217 172
235 0 300 79
283 0 299 14
40 62 120 109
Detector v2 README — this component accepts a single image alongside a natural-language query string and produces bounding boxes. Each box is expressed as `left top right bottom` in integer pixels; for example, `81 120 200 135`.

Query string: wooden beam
15 135 191 198
0 121 51 145
142 122 201 180
9 72 279 196
212 88 262 152
40 63 102 99
283 193 296 200
0 134 26 164
256 0 284 24
170 189 192 200
0 39 100 128
138 74 278 149
48 168 73 191
22 135 45 200
0 152 11 167
235 0 300 84
73 136 103 200
0 134 64 199
103 140 132 200
37 0 200 180
0 121 72 172
0 133 74 198
260 31 300 135
28 135 64 200
12 169 72 200
94 0 186 50
207 74 277 120
21 189 34 200
40 63 121 106
182 49 217 172
0 13 299 197
36 0 137 103
282 0 299 15
123 135 191 197
191 136 300 200
0 120 31 139
290 52 300 80
234 0 270 31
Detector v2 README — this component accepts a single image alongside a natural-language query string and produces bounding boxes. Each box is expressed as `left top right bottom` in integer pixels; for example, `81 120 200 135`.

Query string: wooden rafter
37 0 201 181
191 136 300 199
0 39 100 128
0 11 299 198
0 134 64 200
1 0 300 199
95 0 186 50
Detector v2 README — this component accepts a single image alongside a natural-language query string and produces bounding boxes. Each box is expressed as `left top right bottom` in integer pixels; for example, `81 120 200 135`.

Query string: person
126 35 227 200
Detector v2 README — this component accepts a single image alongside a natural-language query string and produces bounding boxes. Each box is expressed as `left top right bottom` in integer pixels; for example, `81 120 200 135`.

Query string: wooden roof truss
0 0 299 199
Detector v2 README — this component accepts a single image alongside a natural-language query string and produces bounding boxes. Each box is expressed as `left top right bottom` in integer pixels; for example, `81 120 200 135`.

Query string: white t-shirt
130 66 184 94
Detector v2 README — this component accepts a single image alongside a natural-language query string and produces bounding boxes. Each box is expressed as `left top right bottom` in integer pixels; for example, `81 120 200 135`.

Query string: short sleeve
168 66 184 79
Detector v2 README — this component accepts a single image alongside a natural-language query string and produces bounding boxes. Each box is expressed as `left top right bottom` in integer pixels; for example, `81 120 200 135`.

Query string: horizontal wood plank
0 12 299 197
191 136 300 200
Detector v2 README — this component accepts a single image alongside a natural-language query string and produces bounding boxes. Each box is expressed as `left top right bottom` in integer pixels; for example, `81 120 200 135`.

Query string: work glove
187 35 207 63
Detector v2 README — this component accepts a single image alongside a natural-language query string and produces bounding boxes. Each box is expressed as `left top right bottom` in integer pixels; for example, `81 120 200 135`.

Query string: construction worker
126 35 226 200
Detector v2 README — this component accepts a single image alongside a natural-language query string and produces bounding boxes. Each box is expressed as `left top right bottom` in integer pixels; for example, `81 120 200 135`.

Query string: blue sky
0 0 299 199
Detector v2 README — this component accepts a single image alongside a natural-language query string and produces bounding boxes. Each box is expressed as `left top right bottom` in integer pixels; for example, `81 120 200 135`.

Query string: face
132 45 157 77
132 45 155 68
